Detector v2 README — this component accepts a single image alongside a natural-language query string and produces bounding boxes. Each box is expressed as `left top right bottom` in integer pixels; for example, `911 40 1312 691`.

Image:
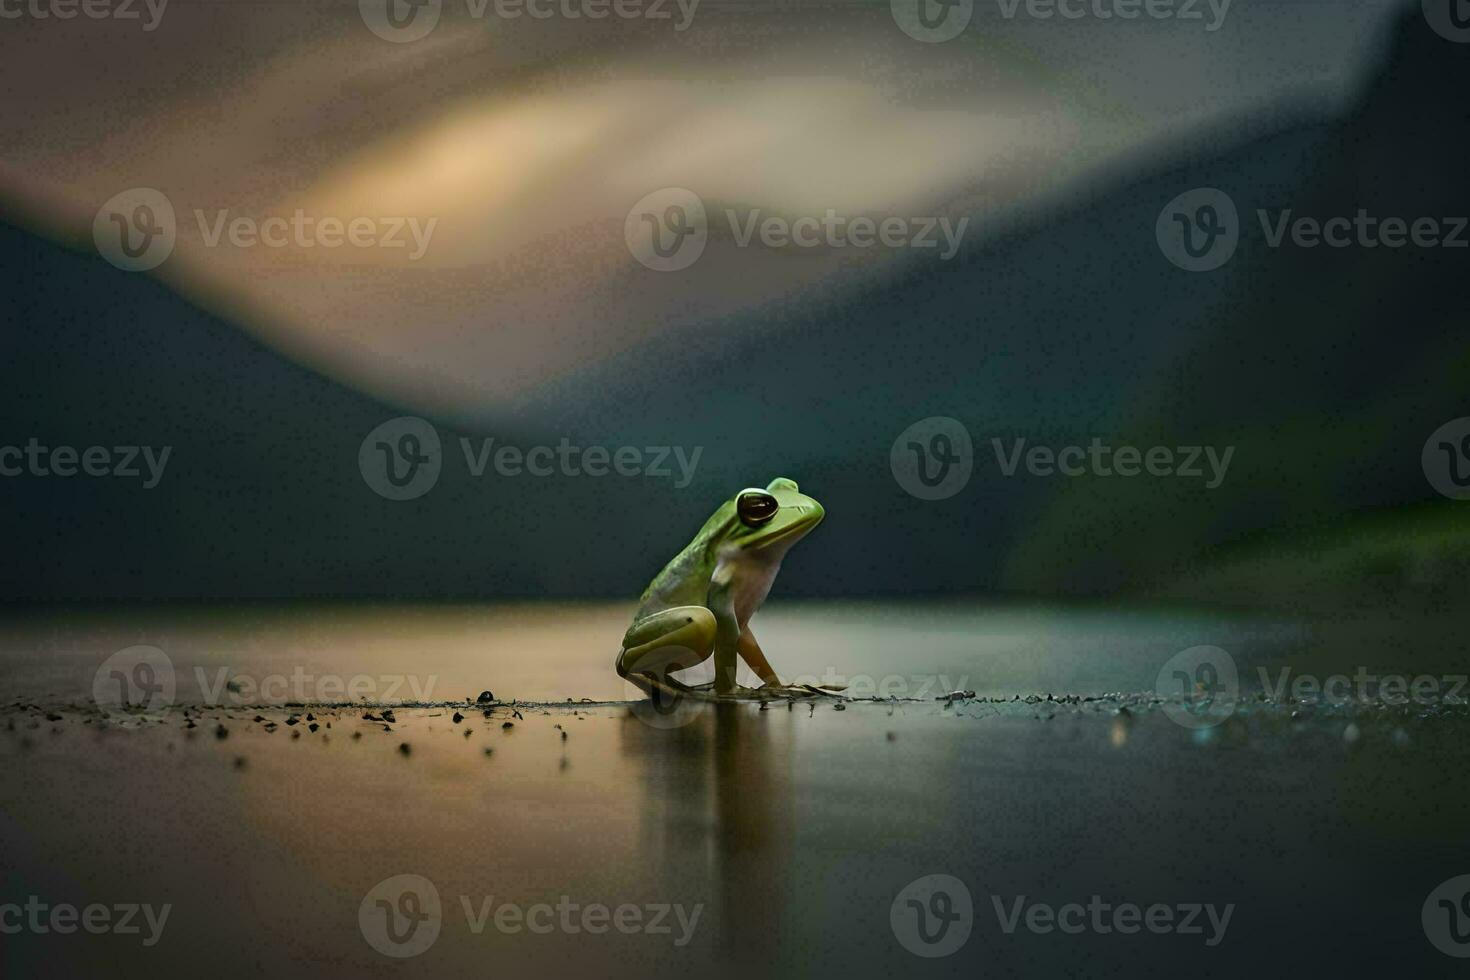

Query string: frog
616 478 824 695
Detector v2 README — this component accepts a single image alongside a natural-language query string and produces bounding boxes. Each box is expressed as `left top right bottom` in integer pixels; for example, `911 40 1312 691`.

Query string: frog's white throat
715 540 796 627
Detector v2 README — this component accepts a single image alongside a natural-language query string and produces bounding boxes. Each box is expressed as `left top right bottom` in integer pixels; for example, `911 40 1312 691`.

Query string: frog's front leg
616 607 717 681
737 628 781 688
707 571 741 695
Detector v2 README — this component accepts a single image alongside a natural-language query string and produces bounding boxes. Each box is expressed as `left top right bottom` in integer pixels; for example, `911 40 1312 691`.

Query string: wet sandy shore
3 686 1468 977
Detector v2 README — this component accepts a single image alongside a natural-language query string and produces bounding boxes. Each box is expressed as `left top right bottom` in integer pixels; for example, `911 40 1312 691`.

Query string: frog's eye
737 489 779 527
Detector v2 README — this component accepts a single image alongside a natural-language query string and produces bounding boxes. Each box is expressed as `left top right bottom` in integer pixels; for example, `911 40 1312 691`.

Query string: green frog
616 478 825 695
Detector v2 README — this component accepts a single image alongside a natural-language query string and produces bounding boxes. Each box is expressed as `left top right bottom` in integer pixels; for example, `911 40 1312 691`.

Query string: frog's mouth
749 511 822 550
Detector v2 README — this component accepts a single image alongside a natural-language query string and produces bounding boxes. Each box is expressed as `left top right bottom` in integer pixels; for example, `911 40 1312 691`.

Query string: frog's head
722 477 824 555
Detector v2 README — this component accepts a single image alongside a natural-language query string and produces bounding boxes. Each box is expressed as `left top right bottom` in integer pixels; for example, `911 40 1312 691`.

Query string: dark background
1 4 1466 605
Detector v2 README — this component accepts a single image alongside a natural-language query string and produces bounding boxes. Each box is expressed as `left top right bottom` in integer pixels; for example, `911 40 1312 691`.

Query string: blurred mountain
0 4 1463 603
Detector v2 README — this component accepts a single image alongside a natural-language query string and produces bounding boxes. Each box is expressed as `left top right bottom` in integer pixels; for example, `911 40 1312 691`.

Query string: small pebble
398 743 411 756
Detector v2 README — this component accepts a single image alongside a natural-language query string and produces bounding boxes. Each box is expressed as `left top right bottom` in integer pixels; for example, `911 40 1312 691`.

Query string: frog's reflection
618 701 793 959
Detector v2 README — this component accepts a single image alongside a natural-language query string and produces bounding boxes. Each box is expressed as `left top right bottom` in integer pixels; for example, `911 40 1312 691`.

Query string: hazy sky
0 0 1408 416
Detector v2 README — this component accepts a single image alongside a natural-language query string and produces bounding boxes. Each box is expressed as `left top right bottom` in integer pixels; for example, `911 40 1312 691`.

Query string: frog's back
634 540 714 619
631 500 736 621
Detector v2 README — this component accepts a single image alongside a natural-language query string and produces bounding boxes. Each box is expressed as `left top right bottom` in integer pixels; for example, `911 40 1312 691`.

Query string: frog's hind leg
616 607 717 685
